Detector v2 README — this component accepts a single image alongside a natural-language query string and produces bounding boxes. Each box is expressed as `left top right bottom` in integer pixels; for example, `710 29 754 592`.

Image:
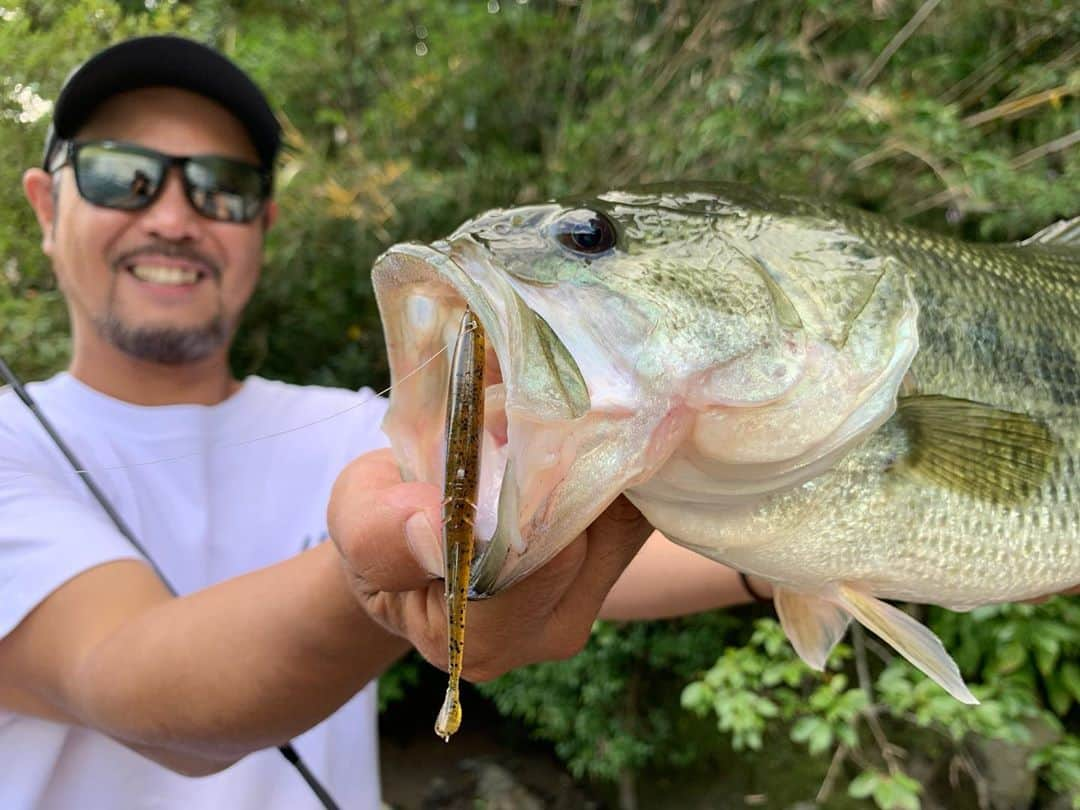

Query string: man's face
33 87 275 365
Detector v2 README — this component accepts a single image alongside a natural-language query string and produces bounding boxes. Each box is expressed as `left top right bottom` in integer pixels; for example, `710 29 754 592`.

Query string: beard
94 312 229 365
92 258 232 365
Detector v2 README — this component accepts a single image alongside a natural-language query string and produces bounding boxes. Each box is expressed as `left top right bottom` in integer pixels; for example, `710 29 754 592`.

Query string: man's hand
328 449 652 681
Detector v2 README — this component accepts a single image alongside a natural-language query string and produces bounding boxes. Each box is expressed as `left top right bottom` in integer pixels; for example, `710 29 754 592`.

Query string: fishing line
0 328 470 484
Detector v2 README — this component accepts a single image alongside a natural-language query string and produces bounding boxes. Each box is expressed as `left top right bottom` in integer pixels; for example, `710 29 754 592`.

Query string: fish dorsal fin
837 585 977 704
895 395 1056 505
1019 216 1080 248
774 587 851 670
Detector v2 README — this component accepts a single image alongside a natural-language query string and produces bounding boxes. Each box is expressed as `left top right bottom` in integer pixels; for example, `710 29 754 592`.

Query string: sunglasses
49 140 273 224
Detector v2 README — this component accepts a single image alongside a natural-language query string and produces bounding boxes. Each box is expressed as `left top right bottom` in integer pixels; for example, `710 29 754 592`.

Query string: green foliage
477 612 739 783
681 619 859 753
847 770 922 810
931 598 1080 717
1 1 1076 807
376 651 423 713
3 0 1077 383
683 615 1075 808
0 289 68 378
874 661 1035 746
1029 735 1080 809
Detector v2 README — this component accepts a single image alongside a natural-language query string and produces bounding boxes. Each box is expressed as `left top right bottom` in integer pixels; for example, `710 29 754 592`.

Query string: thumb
404 512 445 579
328 450 443 593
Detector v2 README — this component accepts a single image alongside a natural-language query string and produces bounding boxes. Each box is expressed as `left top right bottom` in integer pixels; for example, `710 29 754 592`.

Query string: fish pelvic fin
774 587 851 671
836 584 978 705
895 394 1057 505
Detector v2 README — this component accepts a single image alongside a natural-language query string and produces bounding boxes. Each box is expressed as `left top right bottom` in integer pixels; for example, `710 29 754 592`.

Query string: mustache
113 243 222 280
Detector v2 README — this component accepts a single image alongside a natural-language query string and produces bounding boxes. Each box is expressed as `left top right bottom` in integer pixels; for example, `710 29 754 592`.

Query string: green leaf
1047 676 1074 717
808 722 834 755
1034 635 1061 677
680 682 712 713
873 775 921 810
994 641 1029 674
849 770 881 799
756 697 780 718
1062 661 1080 703
790 716 821 743
837 724 858 748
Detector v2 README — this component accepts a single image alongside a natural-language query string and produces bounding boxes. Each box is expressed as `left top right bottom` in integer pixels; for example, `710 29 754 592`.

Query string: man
1 31 776 809
0 34 728 809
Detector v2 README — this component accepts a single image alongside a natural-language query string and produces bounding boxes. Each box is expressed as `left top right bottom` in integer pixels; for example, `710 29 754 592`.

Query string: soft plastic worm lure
434 308 485 741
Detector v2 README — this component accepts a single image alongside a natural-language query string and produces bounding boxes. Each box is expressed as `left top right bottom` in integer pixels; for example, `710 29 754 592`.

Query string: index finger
328 448 443 594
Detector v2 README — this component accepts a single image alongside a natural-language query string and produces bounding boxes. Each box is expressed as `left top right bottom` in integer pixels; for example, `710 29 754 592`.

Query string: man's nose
137 168 201 240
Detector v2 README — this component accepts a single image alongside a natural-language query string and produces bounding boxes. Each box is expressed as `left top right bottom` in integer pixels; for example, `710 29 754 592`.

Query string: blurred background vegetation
1 1 1077 808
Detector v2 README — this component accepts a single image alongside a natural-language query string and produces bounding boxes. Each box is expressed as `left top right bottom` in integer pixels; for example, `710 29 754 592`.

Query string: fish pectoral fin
895 394 1057 505
774 587 852 671
516 301 591 419
837 584 978 705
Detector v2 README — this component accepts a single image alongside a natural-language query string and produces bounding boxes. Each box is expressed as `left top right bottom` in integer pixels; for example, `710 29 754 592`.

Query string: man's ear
262 199 278 232
23 168 58 255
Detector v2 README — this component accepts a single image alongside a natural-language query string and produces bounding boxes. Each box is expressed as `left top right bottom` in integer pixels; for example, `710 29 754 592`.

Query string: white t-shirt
0 372 391 810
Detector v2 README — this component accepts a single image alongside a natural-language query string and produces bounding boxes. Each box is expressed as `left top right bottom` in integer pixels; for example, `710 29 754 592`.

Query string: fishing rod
0 356 341 810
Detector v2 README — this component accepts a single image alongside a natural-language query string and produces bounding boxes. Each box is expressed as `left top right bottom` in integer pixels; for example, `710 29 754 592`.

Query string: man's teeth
130 265 201 285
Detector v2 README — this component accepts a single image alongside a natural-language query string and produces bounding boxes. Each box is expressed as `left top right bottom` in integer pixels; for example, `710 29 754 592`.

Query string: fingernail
405 513 443 578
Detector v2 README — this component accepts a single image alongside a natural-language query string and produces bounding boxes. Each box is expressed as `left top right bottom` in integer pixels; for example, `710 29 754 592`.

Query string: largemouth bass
371 183 1079 710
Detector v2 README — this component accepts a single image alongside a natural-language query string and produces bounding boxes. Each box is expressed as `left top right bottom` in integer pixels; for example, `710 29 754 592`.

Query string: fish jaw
371 239 683 593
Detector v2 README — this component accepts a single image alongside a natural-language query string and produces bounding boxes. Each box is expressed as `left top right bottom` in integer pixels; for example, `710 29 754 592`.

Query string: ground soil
379 680 601 809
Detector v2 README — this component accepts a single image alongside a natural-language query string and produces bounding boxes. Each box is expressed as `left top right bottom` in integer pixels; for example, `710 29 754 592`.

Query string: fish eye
553 210 617 255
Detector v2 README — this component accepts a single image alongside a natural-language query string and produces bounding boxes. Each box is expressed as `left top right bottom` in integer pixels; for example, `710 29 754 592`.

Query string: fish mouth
372 239 523 594
374 239 646 596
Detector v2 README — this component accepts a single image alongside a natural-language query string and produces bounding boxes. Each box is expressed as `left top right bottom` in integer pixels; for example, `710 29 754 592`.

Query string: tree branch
858 0 942 90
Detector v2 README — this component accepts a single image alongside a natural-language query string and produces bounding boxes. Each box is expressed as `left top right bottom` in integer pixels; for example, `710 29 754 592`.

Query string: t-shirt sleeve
0 454 143 641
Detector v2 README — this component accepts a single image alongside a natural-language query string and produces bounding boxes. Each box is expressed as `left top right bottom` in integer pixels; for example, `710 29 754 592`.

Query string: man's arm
601 531 771 620
0 448 653 775
0 539 406 775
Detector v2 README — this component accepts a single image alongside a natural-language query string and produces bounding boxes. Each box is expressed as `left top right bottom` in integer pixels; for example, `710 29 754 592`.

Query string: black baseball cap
43 35 281 170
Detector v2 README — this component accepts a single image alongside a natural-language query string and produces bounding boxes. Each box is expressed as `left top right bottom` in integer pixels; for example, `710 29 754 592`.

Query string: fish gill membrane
373 182 1080 728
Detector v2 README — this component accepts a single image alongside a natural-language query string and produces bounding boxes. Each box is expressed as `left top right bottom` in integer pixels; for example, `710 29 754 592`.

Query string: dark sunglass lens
185 157 266 223
75 144 163 210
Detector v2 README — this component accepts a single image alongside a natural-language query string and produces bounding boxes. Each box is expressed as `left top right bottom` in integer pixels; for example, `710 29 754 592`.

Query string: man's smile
127 264 206 285
114 256 220 306
113 248 221 300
